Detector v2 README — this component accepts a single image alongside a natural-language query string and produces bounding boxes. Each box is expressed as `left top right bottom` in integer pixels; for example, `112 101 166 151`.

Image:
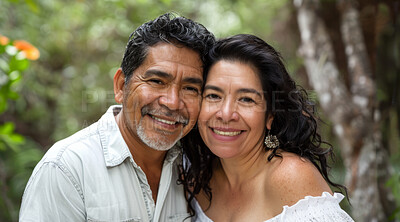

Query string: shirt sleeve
278 192 354 222
19 161 85 222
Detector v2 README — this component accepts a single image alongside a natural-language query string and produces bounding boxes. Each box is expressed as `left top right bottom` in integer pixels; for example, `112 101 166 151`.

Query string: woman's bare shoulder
266 152 332 207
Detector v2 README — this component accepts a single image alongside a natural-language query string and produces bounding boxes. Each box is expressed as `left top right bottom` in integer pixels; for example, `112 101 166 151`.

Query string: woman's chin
209 147 240 159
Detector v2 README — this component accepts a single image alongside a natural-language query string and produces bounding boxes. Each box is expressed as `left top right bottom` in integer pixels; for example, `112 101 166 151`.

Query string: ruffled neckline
265 192 345 221
192 192 346 222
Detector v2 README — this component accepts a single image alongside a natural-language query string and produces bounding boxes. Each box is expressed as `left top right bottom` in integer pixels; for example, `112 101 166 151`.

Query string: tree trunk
294 0 396 221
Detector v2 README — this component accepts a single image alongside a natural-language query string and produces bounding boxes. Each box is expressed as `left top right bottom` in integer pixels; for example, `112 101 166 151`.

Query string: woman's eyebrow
204 85 223 93
204 85 262 97
237 88 262 97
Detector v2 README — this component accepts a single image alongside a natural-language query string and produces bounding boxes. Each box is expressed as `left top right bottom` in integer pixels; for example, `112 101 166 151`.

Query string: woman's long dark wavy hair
178 34 348 217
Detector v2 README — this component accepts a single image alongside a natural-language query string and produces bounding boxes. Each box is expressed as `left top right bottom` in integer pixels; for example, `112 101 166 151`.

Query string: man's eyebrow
183 77 203 86
143 70 202 86
143 70 173 79
237 88 262 97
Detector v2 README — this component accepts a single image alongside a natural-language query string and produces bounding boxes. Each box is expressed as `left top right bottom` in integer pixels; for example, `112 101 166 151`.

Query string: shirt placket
134 166 156 222
152 161 173 222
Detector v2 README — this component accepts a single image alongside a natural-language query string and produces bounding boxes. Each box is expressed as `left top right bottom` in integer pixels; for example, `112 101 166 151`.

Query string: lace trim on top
191 192 354 222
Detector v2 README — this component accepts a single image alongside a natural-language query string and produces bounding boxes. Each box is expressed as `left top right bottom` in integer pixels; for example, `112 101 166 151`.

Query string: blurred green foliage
387 171 400 221
0 35 44 221
0 40 28 114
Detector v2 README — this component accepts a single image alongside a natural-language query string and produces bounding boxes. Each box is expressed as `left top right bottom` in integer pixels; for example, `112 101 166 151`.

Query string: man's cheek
185 96 201 115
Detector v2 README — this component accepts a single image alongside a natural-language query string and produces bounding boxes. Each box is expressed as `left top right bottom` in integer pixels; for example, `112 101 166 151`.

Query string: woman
180 34 354 221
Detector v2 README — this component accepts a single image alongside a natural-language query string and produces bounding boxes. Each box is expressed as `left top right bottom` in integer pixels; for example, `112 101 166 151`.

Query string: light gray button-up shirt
19 105 190 222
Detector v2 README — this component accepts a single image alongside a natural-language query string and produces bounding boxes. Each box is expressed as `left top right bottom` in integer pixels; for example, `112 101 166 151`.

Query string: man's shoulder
43 122 102 166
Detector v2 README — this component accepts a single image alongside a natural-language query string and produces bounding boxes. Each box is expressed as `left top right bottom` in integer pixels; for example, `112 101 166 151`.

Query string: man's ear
266 114 274 130
113 68 125 104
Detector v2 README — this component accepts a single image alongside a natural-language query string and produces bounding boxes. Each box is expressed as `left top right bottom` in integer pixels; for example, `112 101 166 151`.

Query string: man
19 13 215 222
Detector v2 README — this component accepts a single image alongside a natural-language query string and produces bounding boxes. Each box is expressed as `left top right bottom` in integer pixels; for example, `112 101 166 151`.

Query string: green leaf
7 90 19 100
0 122 15 134
9 134 25 143
0 45 6 54
0 95 7 114
25 0 40 13
9 57 29 72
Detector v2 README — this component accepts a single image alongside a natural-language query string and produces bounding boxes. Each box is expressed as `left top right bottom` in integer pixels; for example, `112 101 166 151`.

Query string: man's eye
239 97 255 103
184 86 199 94
149 79 163 84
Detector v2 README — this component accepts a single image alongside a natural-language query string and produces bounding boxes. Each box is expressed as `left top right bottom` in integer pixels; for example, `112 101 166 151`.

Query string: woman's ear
113 68 125 104
266 115 274 130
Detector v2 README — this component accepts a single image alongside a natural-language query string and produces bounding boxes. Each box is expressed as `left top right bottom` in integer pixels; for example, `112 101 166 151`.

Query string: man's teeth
152 116 176 125
213 129 241 136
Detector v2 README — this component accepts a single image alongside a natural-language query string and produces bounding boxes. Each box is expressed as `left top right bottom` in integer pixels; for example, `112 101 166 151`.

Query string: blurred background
0 0 399 221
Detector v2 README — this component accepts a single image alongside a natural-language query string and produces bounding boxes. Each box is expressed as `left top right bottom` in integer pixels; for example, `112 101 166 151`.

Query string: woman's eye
205 94 220 100
239 97 255 103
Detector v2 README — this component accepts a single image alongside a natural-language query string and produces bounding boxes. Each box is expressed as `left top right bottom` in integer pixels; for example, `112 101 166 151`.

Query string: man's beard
136 121 183 151
136 104 188 151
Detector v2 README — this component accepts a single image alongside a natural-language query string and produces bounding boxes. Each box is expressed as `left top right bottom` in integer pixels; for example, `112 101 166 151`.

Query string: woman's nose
215 98 239 122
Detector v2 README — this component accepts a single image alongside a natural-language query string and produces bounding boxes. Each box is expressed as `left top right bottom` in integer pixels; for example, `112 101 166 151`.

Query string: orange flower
0 35 9 45
13 40 40 60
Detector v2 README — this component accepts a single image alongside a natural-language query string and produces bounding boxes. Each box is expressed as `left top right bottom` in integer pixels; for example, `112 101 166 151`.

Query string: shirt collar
98 105 181 168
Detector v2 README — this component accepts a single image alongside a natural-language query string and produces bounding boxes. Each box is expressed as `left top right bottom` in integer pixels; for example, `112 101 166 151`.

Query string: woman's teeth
213 129 241 136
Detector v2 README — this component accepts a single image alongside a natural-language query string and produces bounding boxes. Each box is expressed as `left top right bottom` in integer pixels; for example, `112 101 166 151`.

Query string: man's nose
159 85 184 111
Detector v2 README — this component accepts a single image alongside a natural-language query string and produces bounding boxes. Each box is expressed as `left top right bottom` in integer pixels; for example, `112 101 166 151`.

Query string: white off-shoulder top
191 192 354 222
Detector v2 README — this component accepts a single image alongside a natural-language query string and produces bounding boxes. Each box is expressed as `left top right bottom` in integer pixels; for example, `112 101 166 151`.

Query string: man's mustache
141 105 189 125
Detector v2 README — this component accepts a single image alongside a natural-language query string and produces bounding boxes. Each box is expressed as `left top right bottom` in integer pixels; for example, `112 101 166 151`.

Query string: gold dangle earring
264 131 279 149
